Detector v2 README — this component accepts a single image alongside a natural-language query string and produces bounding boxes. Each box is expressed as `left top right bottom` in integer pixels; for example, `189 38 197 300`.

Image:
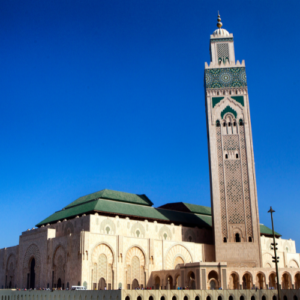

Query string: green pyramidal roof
260 224 281 237
182 202 212 215
35 189 281 237
64 189 153 209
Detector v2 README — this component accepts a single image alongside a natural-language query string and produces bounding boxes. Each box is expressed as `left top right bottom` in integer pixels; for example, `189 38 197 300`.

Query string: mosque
1 15 300 292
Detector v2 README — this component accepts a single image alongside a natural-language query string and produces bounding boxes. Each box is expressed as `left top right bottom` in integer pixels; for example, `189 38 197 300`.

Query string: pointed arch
165 245 193 270
125 247 145 267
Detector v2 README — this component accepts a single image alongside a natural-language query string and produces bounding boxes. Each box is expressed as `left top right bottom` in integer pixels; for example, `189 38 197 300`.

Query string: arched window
125 297 130 300
236 154 239 159
239 119 244 126
206 297 211 300
161 297 165 300
223 122 226 127
184 297 188 300
235 233 241 242
225 154 228 159
137 297 142 300
224 237 227 243
172 297 176 300
283 296 287 300
229 296 233 300
195 297 200 300
149 297 154 300
216 120 220 127
262 296 266 300
240 297 244 300
228 122 231 126
273 296 277 300
293 296 298 300
249 237 252 242
218 297 222 300
233 122 236 126
251 297 255 300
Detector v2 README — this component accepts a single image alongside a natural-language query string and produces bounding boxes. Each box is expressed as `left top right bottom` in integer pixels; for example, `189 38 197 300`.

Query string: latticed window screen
132 256 140 280
98 254 107 280
217 43 229 63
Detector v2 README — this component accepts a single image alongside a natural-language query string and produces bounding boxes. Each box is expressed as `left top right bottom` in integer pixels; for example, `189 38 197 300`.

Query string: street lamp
268 206 281 300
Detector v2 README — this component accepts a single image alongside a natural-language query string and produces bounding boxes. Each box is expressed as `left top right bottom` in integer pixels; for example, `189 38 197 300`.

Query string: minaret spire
217 12 223 28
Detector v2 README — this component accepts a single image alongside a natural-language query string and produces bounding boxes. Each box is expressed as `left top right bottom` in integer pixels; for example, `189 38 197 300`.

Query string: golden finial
217 12 223 28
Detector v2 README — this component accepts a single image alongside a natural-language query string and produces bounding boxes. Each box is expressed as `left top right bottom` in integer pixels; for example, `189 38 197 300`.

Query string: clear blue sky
1 0 299 249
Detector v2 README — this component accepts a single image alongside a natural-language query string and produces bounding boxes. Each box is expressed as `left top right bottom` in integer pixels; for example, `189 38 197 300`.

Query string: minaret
205 14 262 267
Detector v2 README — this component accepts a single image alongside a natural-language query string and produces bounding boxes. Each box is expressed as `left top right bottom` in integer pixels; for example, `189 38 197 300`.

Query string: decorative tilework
216 126 227 239
231 96 244 107
205 67 247 88
221 106 237 119
211 38 233 43
239 126 253 239
212 97 224 108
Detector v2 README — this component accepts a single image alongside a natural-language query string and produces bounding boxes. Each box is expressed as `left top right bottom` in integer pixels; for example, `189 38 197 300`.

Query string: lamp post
268 206 281 300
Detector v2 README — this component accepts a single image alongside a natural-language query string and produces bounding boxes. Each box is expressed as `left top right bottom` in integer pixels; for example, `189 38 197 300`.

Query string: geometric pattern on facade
53 246 66 289
239 126 253 239
158 225 172 240
217 43 230 64
5 255 16 289
205 67 247 88
91 244 114 290
22 244 41 289
216 125 228 240
100 219 116 235
125 247 146 289
130 222 146 238
165 245 192 270
221 106 237 119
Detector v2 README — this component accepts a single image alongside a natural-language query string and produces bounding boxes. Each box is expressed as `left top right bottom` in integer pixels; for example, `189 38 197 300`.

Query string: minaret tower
205 14 262 267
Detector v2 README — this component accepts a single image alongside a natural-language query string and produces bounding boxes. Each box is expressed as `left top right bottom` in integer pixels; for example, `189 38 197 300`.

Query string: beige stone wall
1 289 300 300
0 214 207 290
261 236 300 269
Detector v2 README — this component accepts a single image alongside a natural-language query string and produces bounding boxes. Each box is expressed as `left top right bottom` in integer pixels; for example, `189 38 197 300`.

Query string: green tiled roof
182 203 211 216
36 198 212 229
35 189 280 237
64 189 153 209
260 224 281 237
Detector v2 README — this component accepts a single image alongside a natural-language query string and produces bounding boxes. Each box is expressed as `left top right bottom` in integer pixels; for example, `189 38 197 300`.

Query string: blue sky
0 0 299 249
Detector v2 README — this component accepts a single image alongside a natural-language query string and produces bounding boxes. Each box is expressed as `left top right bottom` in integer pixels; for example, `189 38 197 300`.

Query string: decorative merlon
205 60 245 69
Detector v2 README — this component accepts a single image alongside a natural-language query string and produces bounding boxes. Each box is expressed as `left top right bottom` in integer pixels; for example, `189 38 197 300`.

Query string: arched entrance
29 258 35 289
166 275 173 289
57 278 62 288
281 273 291 289
208 271 218 290
242 273 252 289
155 276 160 290
175 274 181 289
256 272 266 289
269 273 276 289
188 271 195 289
132 279 139 289
229 273 239 289
99 277 106 290
295 273 300 289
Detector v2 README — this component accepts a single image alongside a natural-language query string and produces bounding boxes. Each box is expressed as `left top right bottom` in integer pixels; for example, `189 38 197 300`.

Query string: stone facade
0 213 300 291
1 15 300 294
